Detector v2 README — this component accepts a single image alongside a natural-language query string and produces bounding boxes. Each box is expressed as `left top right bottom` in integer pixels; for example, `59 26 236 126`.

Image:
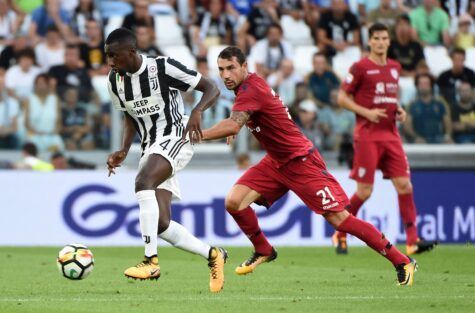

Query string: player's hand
182 109 203 144
226 135 236 145
396 106 407 123
365 108 388 123
106 150 127 177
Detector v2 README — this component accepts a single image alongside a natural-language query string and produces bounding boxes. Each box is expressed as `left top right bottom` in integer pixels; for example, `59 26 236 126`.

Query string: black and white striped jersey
107 55 201 151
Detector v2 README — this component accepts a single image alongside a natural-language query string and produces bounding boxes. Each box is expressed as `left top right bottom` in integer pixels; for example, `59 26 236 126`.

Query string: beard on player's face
223 68 246 90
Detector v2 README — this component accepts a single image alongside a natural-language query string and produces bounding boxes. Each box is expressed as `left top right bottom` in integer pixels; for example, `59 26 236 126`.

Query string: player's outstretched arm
182 76 220 144
201 111 249 141
338 89 388 123
107 113 136 176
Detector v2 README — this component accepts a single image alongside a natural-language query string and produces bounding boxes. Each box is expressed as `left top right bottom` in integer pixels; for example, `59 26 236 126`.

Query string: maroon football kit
233 73 349 214
342 57 409 184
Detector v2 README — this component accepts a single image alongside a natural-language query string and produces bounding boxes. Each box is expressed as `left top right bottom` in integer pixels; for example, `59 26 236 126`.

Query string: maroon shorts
236 151 350 215
350 140 410 184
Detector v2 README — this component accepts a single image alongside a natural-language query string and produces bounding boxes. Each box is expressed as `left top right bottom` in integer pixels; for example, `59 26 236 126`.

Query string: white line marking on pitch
0 295 472 302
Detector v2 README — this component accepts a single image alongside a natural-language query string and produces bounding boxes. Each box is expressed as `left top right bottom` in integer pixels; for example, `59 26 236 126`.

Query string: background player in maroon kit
333 23 437 255
193 46 417 286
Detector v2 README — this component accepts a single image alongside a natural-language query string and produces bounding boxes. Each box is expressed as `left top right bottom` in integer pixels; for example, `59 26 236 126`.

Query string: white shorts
138 136 194 200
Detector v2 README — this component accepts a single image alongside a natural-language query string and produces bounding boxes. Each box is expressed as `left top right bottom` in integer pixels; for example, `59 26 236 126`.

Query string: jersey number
270 88 292 120
316 186 336 205
159 139 171 150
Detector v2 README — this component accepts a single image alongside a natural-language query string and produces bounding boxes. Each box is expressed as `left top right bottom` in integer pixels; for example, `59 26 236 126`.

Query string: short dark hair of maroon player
218 46 246 66
368 23 390 38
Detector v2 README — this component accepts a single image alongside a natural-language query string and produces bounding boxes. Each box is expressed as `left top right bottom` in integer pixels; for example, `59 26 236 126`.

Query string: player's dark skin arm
106 113 136 176
202 111 249 141
182 76 220 143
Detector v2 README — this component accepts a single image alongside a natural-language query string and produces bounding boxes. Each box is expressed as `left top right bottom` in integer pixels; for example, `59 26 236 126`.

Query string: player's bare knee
157 217 170 234
325 210 350 229
357 186 373 201
395 180 413 194
225 195 240 212
135 175 155 192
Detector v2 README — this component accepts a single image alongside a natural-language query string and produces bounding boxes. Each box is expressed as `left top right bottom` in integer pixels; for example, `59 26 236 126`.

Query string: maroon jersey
233 73 314 167
342 57 401 141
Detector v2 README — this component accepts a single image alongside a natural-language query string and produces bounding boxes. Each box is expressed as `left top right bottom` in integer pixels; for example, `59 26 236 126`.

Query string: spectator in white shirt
267 58 303 107
0 0 21 46
0 69 20 149
5 48 42 101
249 23 293 78
24 73 64 152
34 25 65 71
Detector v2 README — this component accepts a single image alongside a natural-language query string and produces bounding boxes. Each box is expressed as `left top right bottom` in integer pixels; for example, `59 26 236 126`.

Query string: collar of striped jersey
126 54 147 77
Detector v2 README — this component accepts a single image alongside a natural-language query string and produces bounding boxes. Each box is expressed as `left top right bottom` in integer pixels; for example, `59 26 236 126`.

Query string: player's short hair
450 48 466 58
218 46 246 65
22 142 38 157
105 27 137 48
368 23 390 38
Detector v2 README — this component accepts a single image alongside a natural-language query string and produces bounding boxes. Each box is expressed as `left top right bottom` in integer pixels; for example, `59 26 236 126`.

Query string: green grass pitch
0 245 474 313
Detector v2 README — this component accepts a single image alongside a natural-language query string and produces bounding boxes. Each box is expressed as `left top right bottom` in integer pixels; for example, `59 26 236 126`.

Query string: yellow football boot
235 248 277 275
208 247 228 293
124 255 160 280
396 257 417 287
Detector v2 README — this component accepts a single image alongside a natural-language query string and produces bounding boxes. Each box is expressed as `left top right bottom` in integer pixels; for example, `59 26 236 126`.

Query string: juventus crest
149 76 159 91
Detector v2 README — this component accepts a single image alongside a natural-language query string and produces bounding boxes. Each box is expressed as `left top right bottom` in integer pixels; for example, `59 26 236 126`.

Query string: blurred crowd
0 0 474 161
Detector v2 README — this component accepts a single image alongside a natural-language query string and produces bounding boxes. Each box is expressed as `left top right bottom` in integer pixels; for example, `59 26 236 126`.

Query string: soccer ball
57 244 94 280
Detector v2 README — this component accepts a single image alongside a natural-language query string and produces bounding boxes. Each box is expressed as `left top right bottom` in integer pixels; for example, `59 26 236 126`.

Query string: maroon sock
337 193 366 239
227 206 273 255
398 193 418 245
337 215 410 266
348 193 365 216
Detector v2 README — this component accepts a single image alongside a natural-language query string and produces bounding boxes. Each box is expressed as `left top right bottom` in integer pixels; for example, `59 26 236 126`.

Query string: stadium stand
0 0 473 170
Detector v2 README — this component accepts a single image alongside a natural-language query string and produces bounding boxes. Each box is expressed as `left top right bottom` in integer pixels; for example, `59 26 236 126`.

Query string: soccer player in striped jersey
104 28 227 292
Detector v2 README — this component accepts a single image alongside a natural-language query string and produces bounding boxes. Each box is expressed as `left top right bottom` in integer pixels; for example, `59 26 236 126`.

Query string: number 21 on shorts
316 186 335 205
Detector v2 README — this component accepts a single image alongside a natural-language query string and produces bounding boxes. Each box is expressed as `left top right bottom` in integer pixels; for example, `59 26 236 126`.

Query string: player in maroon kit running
191 46 417 286
332 23 437 255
